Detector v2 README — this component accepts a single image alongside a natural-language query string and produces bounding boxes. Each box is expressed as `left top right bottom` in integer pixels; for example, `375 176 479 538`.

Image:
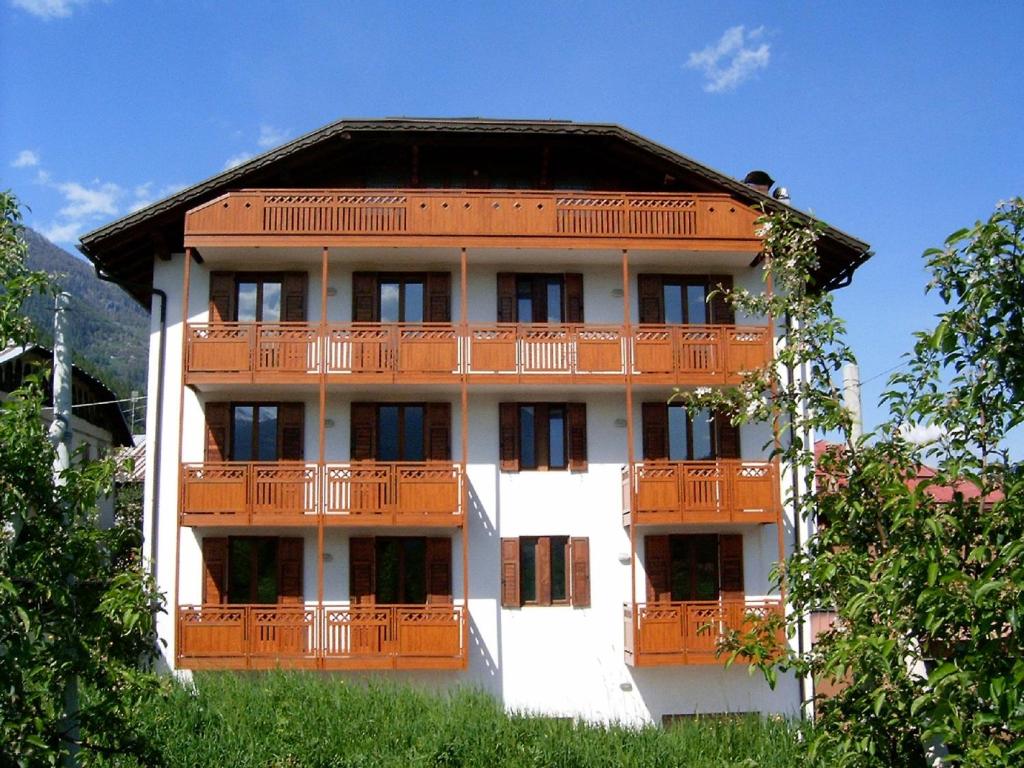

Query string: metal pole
842 363 863 441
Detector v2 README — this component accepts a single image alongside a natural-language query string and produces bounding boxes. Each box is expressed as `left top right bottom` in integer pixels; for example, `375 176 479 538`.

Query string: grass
96 672 806 768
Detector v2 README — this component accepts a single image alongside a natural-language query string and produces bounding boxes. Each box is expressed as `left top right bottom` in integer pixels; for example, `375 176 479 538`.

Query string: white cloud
128 182 186 213
900 423 945 445
257 124 288 149
11 149 40 168
687 25 771 93
10 0 93 20
56 180 121 219
223 152 253 170
39 220 84 244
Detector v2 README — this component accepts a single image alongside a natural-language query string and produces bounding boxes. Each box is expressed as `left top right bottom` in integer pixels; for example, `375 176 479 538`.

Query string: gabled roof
79 118 871 304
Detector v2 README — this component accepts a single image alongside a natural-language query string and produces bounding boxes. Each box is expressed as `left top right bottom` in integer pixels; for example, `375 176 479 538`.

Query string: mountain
22 228 149 409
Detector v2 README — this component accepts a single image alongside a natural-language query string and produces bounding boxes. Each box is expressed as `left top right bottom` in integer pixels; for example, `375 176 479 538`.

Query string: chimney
743 170 775 195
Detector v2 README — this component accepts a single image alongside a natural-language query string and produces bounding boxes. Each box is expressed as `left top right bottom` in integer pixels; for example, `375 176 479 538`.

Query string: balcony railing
624 600 783 666
184 322 771 385
184 189 762 247
621 460 779 526
179 461 463 526
177 603 467 670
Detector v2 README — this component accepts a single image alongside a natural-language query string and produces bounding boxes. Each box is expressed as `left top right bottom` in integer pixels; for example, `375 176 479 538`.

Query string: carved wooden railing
185 190 761 244
624 599 783 666
631 325 771 384
177 603 466 669
179 461 462 525
324 324 459 379
622 460 779 525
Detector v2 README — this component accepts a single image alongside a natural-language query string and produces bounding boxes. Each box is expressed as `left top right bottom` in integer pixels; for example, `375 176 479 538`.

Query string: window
662 280 708 325
352 272 450 323
205 402 305 463
228 536 279 603
379 277 425 323
500 536 590 608
231 404 279 461
497 273 583 324
350 536 452 605
350 402 450 462
641 403 738 461
669 535 719 601
499 402 586 472
644 534 744 604
377 404 425 461
202 536 303 605
637 274 733 325
236 277 282 323
667 405 715 461
375 537 427 604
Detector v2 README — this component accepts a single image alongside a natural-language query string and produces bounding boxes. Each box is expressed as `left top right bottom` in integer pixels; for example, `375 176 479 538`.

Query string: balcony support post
764 263 788 591
318 247 328 608
460 247 469 667
623 249 639 643
174 247 193 663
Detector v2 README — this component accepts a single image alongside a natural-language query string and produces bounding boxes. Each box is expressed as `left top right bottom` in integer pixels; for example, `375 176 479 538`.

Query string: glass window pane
237 282 257 322
547 280 563 323
380 282 400 323
519 406 536 469
258 406 278 461
663 284 684 325
404 538 427 604
516 281 533 324
669 536 690 602
548 407 565 469
376 539 399 604
687 284 708 324
228 539 253 603
520 538 537 603
255 538 278 603
668 406 690 461
404 282 424 323
692 409 714 460
694 537 719 600
378 406 399 461
403 406 425 462
262 282 281 323
232 406 254 461
550 536 567 602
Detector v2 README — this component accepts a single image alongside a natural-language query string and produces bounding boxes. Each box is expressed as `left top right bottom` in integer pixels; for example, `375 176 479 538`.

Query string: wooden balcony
177 603 467 670
179 461 463 527
622 460 779 526
624 600 783 667
183 322 771 385
184 189 762 250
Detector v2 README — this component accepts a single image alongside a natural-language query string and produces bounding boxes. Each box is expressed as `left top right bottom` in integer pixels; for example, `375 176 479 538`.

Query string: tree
0 191 165 766
677 199 1024 766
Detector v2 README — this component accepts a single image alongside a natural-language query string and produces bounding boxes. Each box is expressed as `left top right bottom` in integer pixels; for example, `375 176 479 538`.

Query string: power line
860 359 910 385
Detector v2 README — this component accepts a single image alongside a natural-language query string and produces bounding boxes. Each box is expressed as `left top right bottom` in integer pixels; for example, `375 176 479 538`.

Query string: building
79 118 870 723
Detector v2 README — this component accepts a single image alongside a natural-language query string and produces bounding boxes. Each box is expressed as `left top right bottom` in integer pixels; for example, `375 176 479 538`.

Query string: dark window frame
518 403 568 471
518 535 571 607
377 273 427 324
234 272 284 323
515 273 565 323
667 404 717 461
230 402 281 462
366 403 428 462
226 535 279 604
374 536 427 605
668 534 720 602
661 277 709 325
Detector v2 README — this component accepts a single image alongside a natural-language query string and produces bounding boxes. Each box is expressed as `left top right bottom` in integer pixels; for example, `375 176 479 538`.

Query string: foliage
0 192 164 767
677 199 1024 766
94 672 806 768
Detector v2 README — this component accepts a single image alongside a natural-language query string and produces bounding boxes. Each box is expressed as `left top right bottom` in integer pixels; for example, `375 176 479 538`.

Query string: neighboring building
79 118 870 723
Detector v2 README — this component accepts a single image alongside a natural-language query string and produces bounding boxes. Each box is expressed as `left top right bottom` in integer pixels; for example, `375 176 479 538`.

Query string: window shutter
719 534 744 601
567 403 588 471
564 273 584 323
570 537 591 608
349 537 376 604
425 537 452 604
278 403 305 461
350 403 376 461
500 538 520 608
715 412 741 459
498 403 519 472
425 402 451 461
536 536 552 606
496 273 516 323
282 272 308 322
534 404 549 470
277 537 304 604
644 535 671 603
352 272 378 322
425 272 452 323
209 272 235 323
641 403 669 461
708 275 735 325
202 537 228 604
205 402 231 462
637 274 663 324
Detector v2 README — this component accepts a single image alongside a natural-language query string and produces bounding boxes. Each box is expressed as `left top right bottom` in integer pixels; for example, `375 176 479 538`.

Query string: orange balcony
621 460 779 526
631 325 772 385
624 600 783 667
179 461 463 527
177 603 467 670
184 189 762 250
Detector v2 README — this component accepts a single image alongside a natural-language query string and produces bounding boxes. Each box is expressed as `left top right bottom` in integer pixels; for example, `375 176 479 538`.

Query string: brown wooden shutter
567 403 587 471
500 538 520 607
278 403 305 460
205 402 231 462
350 403 376 461
209 272 235 323
498 402 519 472
282 272 308 322
352 272 378 322
350 537 375 604
715 412 741 459
496 273 516 323
645 535 671 603
425 537 452 604
537 536 552 606
719 534 744 601
564 273 584 323
202 537 228 604
641 403 669 461
570 537 591 608
277 537 304 604
425 272 451 323
708 275 735 325
425 402 451 461
637 274 663 324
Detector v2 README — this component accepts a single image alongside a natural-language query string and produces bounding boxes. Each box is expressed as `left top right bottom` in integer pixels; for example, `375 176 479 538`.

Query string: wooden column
318 247 328 612
174 248 193 661
460 247 469 666
765 263 787 595
623 249 638 630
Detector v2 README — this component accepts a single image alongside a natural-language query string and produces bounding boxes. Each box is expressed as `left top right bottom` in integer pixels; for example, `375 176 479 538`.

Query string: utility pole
842 362 863 441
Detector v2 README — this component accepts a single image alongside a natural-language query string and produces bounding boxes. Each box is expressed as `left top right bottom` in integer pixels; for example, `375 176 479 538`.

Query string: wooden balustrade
177 604 466 670
622 460 779 526
624 600 784 666
184 322 770 385
185 189 762 248
179 461 462 526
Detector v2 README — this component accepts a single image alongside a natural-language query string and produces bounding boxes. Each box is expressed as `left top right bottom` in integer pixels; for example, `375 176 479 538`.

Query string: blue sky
2 1 1022 454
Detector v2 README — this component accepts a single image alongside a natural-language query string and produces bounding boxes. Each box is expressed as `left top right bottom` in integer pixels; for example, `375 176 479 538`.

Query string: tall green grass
95 672 805 768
